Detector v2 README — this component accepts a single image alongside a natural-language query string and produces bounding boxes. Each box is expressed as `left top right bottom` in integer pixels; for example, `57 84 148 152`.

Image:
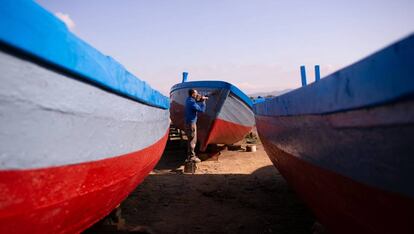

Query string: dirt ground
85 135 315 234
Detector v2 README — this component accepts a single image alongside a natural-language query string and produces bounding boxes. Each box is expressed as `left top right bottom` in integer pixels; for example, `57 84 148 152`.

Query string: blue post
315 65 320 82
182 72 188 83
300 65 307 87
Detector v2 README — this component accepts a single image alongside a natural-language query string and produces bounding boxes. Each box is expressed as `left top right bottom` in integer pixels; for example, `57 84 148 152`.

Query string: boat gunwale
170 80 253 108
254 33 414 117
0 42 168 111
0 1 169 110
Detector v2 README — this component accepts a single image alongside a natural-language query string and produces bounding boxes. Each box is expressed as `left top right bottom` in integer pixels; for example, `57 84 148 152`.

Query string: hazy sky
37 0 414 95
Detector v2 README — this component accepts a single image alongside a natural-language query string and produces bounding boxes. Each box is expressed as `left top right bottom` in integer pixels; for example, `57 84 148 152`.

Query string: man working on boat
185 89 208 163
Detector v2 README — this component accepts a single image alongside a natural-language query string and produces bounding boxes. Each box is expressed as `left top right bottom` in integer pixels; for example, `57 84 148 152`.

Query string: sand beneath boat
85 135 315 234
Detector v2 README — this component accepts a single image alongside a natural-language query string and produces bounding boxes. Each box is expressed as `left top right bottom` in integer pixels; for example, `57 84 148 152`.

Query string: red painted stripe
260 137 414 234
0 131 168 234
202 118 252 151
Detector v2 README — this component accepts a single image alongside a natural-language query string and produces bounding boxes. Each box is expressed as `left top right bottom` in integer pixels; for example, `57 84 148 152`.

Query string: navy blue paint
0 0 169 109
315 65 321 82
300 66 307 87
182 72 188 83
254 34 414 116
171 81 253 108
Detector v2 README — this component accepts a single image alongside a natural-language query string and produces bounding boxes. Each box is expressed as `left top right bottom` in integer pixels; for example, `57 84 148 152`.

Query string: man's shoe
190 156 202 163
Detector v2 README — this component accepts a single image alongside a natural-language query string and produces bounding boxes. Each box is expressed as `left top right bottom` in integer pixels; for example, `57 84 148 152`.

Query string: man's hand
196 94 208 102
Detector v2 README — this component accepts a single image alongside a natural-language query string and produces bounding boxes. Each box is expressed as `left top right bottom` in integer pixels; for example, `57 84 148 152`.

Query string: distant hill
248 89 293 98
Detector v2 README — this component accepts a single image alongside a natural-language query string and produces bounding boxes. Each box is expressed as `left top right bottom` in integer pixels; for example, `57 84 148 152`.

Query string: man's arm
191 101 206 113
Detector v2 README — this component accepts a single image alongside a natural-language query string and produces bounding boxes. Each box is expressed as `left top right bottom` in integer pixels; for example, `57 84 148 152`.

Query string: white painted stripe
0 51 169 170
256 99 414 198
218 93 255 126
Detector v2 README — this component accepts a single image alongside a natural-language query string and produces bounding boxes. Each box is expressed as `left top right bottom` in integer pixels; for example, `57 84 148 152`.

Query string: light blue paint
315 65 321 82
0 0 169 109
182 72 188 83
171 80 253 108
254 34 414 116
253 96 266 104
300 66 307 87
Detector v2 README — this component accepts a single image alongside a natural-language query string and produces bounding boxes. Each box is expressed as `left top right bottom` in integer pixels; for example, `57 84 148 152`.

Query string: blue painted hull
254 34 414 234
0 1 170 233
170 81 254 151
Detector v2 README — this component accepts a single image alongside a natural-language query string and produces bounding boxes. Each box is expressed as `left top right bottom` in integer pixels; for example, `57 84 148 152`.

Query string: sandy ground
85 136 315 234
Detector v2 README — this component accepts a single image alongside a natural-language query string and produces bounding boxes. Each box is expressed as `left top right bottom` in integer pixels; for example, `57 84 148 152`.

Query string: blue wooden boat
170 79 254 151
254 34 414 234
0 1 169 233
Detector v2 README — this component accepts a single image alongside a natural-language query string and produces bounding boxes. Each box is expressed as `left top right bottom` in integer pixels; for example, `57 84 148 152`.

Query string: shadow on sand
84 138 315 234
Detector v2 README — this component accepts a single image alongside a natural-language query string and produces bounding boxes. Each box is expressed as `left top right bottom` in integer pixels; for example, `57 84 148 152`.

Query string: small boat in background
254 34 414 234
170 77 254 151
0 1 170 233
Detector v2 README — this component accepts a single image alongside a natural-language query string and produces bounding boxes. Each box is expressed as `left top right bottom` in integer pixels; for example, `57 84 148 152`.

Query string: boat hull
0 49 170 233
256 100 414 234
0 133 167 234
170 82 254 151
254 35 414 234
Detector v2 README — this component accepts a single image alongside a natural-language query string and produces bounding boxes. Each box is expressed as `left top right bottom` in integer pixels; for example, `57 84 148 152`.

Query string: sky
37 0 414 95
